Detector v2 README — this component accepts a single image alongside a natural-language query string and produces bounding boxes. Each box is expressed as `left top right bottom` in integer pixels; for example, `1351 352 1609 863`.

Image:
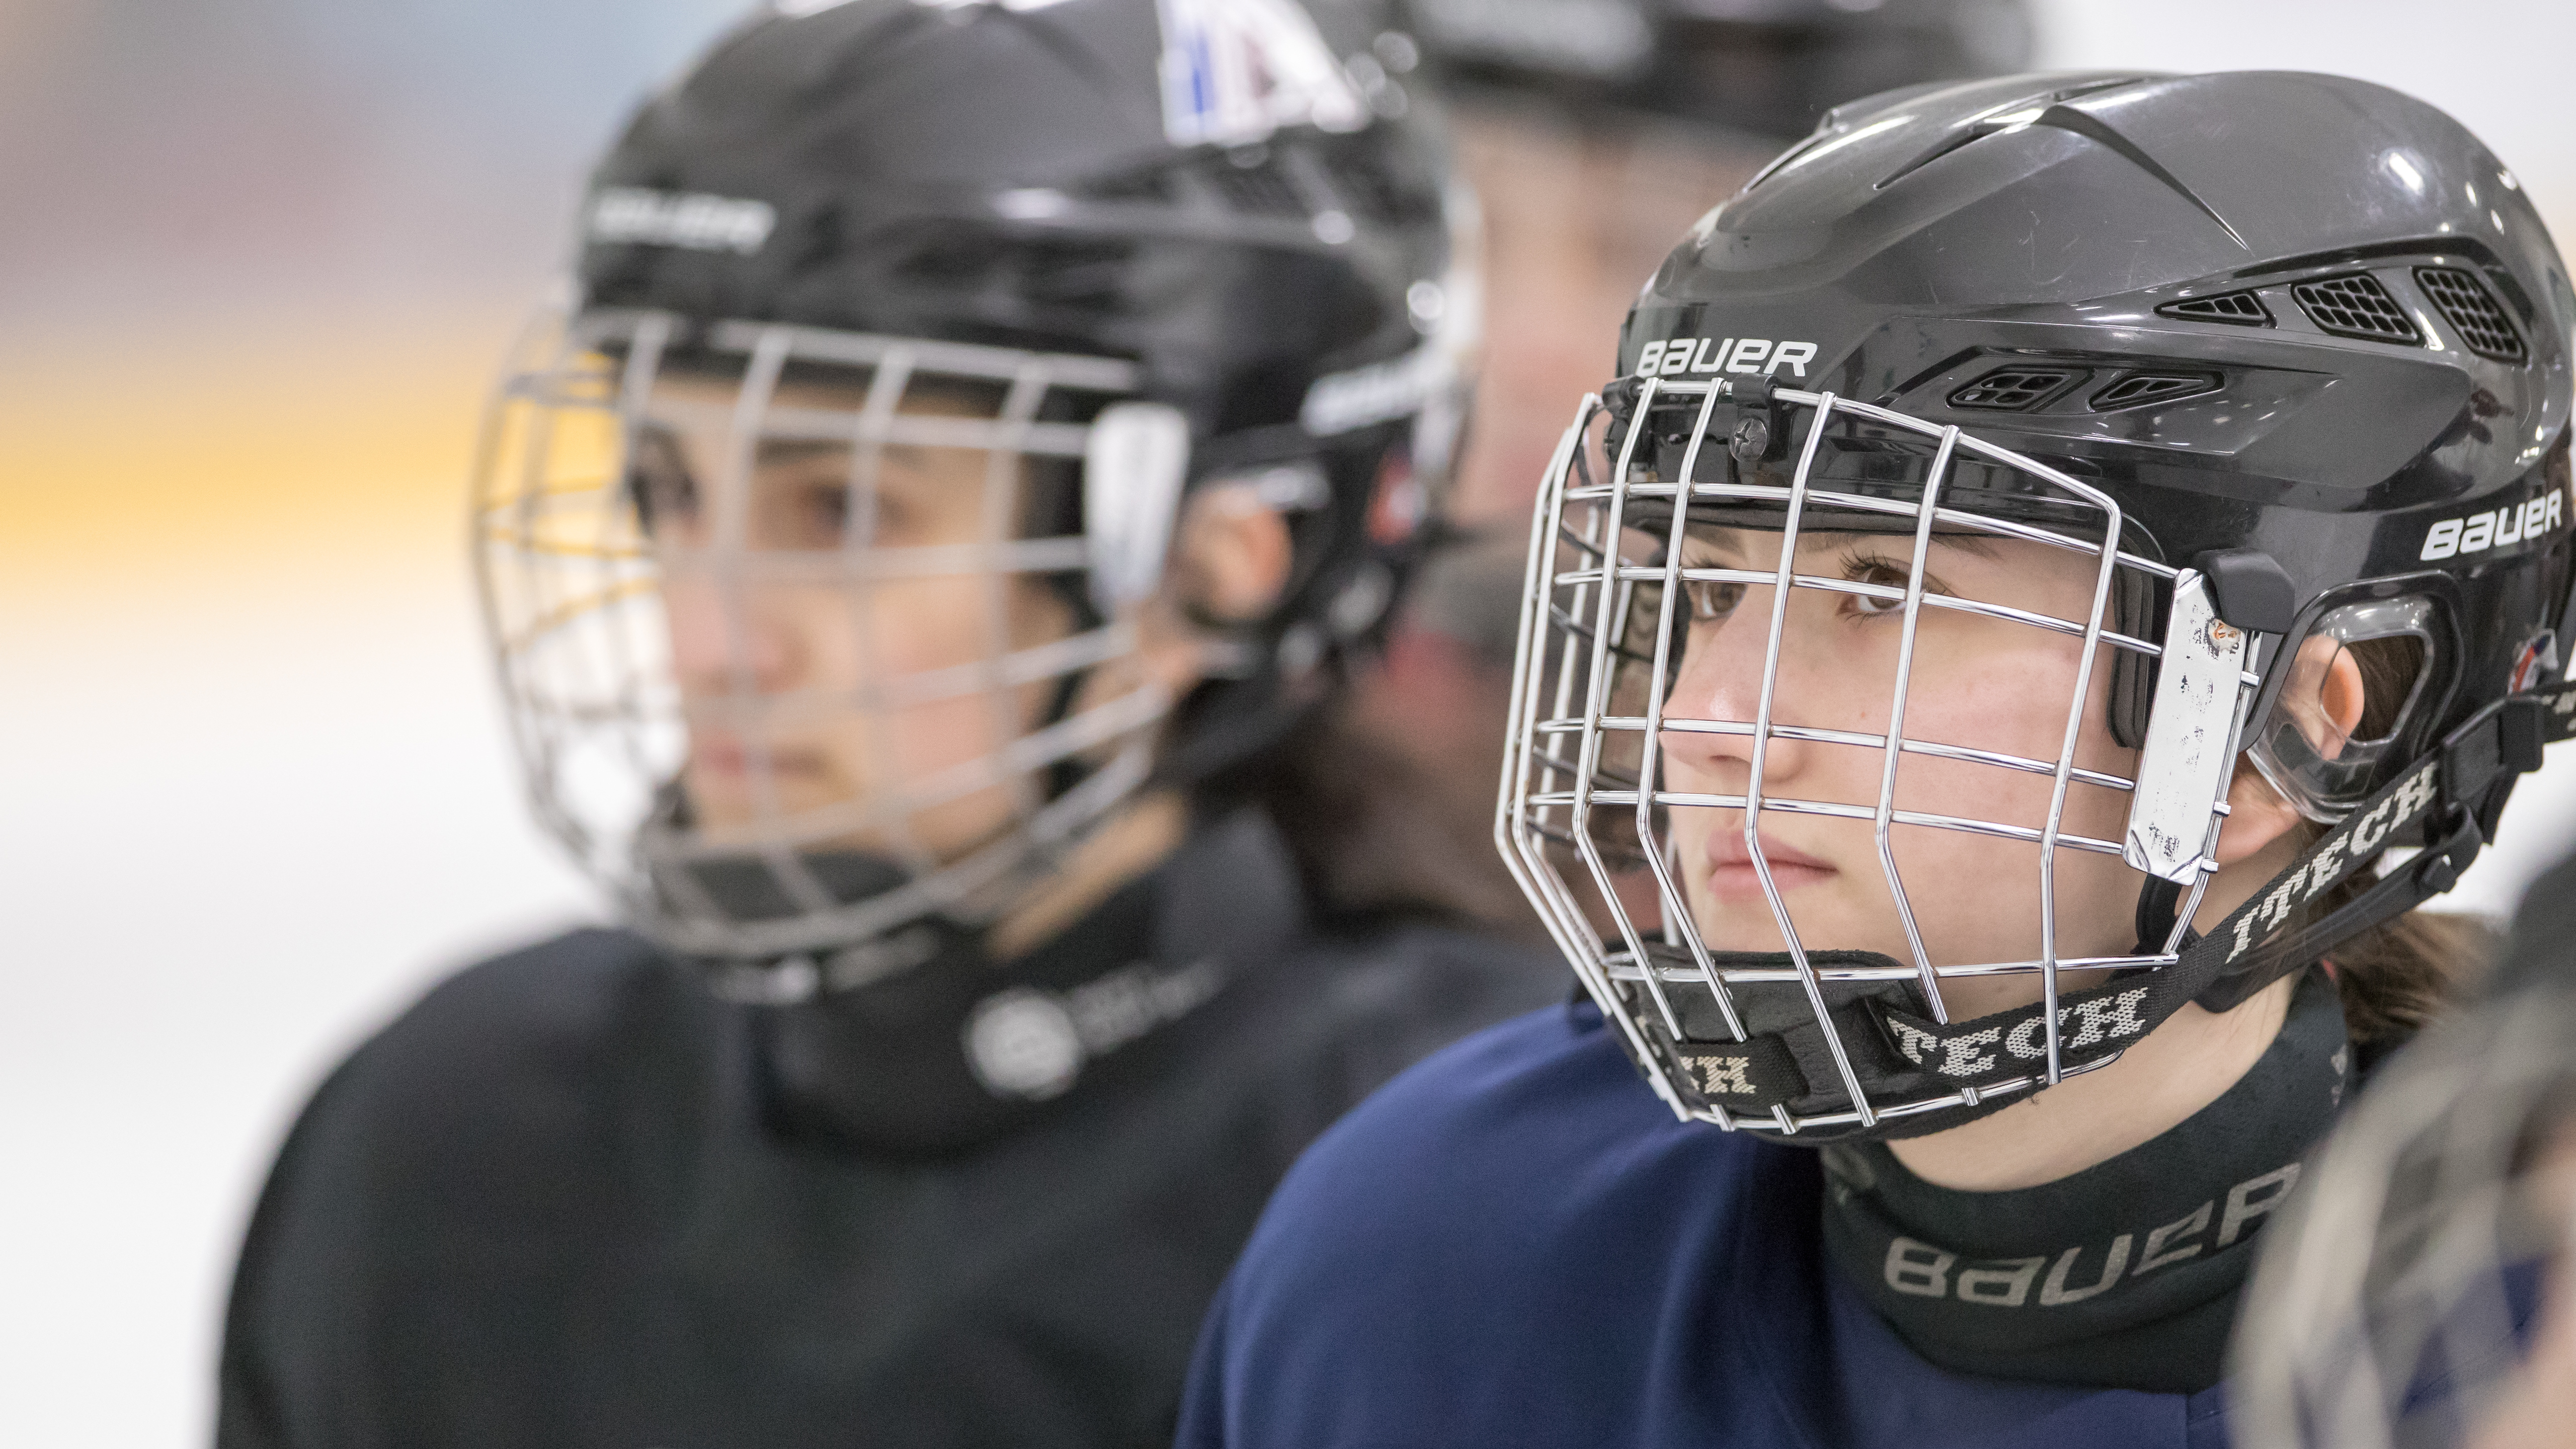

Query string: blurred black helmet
476 0 1477 975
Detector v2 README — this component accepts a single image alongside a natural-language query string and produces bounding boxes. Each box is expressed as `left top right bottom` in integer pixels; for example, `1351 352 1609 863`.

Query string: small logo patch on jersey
588 187 778 256
2420 486 2566 561
1635 336 1819 379
1156 0 1367 149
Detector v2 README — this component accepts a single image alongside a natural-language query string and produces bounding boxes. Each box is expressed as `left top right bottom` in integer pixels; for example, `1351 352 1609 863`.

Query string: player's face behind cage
475 314 1172 966
1639 493 2143 1021
1502 380 2435 1131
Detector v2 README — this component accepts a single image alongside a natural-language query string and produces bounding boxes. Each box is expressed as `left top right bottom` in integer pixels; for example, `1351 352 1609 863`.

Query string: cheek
1889 634 2134 827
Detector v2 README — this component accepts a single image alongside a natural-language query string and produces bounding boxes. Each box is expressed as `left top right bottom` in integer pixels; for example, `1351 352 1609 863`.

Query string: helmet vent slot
2156 290 2272 326
1948 368 2082 411
2414 266 2527 362
2090 371 2222 411
2291 273 2422 344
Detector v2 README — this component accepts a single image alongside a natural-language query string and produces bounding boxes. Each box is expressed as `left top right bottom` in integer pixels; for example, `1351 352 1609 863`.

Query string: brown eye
1684 578 1747 621
798 481 852 545
1847 560 1914 616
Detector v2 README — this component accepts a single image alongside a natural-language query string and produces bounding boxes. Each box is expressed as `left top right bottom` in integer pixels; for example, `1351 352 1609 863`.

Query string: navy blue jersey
1179 999 2232 1449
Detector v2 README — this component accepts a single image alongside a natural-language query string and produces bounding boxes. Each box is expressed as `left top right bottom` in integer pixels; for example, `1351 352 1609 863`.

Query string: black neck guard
1818 968 2351 1393
750 810 1309 1158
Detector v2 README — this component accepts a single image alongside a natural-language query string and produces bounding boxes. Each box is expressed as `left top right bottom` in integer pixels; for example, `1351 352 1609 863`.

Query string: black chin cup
670 850 915 928
1612 948 2039 1145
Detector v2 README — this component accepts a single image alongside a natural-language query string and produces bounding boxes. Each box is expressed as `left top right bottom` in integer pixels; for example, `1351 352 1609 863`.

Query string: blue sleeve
1173 1265 1237 1449
1167 1003 1686 1449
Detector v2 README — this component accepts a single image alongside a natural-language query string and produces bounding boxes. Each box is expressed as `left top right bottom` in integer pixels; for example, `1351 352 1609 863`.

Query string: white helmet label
1156 0 1367 148
587 187 778 256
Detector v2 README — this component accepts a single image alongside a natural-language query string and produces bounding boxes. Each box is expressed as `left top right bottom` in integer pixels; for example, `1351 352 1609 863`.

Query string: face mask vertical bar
839 347 945 887
1496 401 1590 932
1502 403 1624 969
1500 400 1673 1100
1873 425 1960 1025
1634 383 1748 1050
979 362 1055 834
2036 495 2128 1084
597 314 675 798
480 311 621 876
1575 378 1689 1043
1743 391 1878 1130
725 328 845 918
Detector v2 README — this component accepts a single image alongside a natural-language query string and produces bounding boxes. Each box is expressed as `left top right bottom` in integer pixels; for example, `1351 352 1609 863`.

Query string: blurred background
10 1 2576 1441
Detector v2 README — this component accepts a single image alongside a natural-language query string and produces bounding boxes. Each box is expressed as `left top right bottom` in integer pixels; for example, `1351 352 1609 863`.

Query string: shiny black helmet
1500 70 2576 1141
474 0 1475 979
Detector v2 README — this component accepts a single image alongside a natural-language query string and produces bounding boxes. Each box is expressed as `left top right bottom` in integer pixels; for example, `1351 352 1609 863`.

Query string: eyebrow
1686 528 2008 562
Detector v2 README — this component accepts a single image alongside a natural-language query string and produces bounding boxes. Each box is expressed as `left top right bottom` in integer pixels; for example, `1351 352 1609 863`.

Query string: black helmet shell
1621 70 2576 752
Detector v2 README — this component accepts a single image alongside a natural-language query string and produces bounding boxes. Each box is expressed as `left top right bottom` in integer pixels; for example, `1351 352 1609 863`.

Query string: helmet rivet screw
1729 417 1770 462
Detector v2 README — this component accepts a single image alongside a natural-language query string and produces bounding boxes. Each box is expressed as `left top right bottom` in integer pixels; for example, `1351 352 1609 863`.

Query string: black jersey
217 813 1561 1449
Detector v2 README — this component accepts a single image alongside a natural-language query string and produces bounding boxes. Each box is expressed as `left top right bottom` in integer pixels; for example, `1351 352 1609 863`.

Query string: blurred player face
631 375 1083 863
1654 525 2145 1019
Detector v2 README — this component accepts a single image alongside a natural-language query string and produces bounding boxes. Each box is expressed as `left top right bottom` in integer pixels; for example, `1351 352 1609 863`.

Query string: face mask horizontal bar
648 395 1093 459
1552 562 2161 657
491 579 662 660
650 536 1095 580
698 318 1143 394
637 743 1156 957
639 684 1169 863
1620 381 2122 504
1600 950 2167 986
479 531 651 564
1536 715 2137 793
660 623 1137 721
1549 786 2127 857
1562 478 2181 582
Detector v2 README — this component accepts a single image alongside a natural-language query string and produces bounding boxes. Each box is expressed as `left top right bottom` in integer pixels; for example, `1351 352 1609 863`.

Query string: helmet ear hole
2246 596 2443 822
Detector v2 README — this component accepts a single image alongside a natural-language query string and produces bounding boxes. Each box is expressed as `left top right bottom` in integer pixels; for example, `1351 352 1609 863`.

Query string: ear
1168 482 1294 623
1125 482 1295 697
2311 643 2367 756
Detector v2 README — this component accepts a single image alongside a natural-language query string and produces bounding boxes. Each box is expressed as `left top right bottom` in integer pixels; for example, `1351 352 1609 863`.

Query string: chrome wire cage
2236 984 2576 1449
1495 377 2260 1134
472 306 1172 972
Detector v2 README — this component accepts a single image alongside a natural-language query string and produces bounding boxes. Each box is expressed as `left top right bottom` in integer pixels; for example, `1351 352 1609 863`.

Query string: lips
691 734 829 778
1703 827 1837 904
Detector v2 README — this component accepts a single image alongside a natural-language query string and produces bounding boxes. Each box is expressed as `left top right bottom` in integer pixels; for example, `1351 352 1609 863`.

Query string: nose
1655 590 1812 791
664 569 801 696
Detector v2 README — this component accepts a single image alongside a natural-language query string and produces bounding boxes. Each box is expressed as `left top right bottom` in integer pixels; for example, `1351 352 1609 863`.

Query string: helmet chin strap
1636 687 2566 1143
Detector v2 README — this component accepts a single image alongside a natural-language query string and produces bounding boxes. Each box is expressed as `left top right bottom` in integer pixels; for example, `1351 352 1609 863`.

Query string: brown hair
2295 635 2499 1046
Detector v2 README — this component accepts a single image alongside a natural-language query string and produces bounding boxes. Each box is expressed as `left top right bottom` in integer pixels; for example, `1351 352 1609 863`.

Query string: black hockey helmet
1501 70 2576 1140
474 0 1475 978
1401 0 2034 140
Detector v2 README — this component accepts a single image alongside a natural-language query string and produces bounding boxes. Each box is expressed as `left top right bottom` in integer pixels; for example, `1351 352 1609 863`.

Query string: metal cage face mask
1498 378 2267 1140
473 307 1181 980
